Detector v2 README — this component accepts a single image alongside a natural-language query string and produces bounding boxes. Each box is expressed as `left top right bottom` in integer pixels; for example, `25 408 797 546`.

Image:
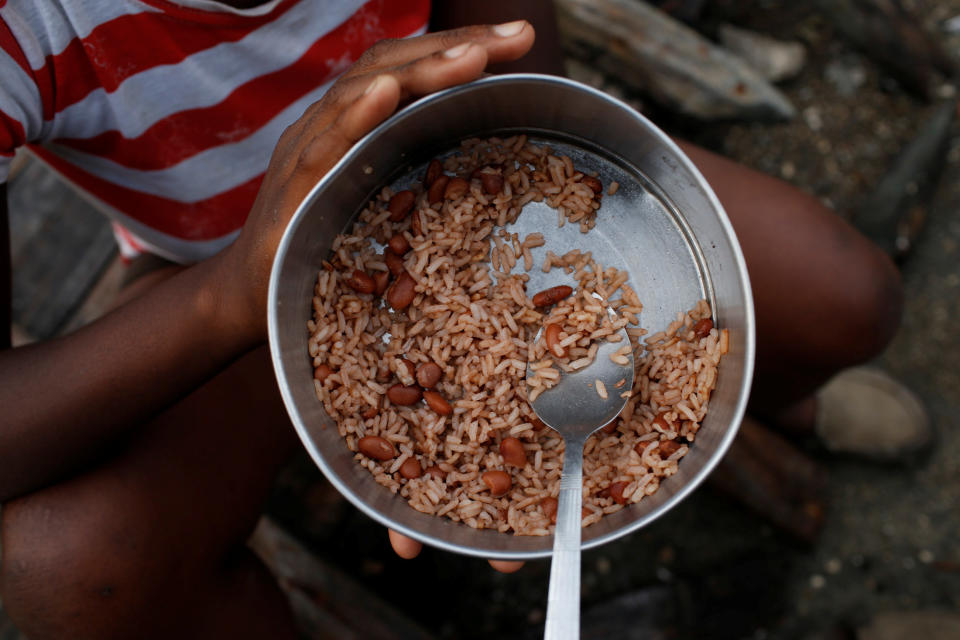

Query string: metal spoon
527 318 635 640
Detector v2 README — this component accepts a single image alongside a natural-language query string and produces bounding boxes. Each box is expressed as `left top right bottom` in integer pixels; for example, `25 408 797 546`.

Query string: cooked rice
595 379 608 399
308 135 727 535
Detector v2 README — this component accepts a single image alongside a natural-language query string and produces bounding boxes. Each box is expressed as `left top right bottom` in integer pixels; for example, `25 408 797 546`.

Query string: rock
719 23 807 82
816 368 932 461
942 14 960 34
825 56 867 97
803 106 823 131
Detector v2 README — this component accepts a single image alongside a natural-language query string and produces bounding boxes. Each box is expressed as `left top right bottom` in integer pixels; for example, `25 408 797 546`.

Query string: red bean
346 269 375 294
582 176 603 195
480 172 503 195
373 270 390 296
398 358 416 380
427 175 449 204
424 159 443 187
693 317 714 339
545 323 566 357
362 405 378 419
387 384 421 406
411 210 424 237
658 440 682 458
532 285 573 307
481 470 512 496
387 190 415 222
425 465 446 481
423 390 453 416
608 481 629 505
443 177 469 201
541 496 558 523
358 436 396 461
384 250 405 276
531 416 548 431
415 362 443 389
399 457 422 479
386 271 416 311
388 234 410 255
653 412 672 431
499 437 527 467
601 421 617 434
314 363 334 383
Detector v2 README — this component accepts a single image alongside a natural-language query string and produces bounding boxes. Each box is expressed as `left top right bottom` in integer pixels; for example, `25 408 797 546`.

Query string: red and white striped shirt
0 0 430 261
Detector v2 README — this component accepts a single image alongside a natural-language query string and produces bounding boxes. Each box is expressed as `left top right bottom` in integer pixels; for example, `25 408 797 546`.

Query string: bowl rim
267 73 756 559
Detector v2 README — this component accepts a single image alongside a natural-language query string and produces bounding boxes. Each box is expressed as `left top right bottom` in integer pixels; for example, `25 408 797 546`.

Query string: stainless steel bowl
268 74 755 560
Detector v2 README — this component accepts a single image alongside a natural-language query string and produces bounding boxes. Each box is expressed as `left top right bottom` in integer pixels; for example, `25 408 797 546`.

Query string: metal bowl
268 74 755 560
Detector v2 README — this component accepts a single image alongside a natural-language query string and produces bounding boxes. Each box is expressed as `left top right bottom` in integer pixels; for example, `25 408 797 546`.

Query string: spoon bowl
528 333 636 441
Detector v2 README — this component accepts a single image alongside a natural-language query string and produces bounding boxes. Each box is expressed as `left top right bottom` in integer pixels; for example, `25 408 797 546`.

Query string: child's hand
220 21 535 342
388 529 526 573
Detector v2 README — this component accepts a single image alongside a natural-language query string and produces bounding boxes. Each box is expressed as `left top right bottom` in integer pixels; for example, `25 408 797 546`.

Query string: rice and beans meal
307 135 728 535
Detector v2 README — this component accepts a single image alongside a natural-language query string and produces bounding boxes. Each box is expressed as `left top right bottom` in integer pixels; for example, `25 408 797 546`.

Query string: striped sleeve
0 11 44 182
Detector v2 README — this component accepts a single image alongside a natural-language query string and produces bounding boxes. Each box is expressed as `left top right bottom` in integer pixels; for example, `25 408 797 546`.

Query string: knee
824 243 904 366
1 496 167 640
760 237 904 374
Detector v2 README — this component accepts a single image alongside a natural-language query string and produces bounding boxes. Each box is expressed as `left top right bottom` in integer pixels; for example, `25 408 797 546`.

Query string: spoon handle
544 439 585 640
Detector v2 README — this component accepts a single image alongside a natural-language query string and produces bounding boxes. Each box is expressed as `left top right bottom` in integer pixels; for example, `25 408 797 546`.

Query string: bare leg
677 141 904 425
0 340 299 639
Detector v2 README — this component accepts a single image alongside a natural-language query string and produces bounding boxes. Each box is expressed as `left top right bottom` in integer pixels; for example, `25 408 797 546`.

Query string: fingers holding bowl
270 21 535 209
388 530 525 574
388 529 423 560
488 559 525 574
309 20 533 118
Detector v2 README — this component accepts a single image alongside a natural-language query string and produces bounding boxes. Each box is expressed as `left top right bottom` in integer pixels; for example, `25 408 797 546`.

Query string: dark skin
0 18 544 502
1 17 541 640
1 184 10 351
0 2 902 637
431 1 565 76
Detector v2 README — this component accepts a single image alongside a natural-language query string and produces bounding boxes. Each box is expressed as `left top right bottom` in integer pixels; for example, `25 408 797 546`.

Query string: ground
2 2 959 639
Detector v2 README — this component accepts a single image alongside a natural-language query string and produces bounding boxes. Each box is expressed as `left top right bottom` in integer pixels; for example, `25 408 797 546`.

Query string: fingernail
443 42 472 59
493 20 525 37
363 75 387 95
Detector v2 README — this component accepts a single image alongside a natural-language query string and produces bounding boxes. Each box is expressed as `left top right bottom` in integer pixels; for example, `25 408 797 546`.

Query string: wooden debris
250 517 437 640
8 156 116 339
555 0 796 121
719 23 806 83
855 97 957 260
708 420 826 543
817 0 958 100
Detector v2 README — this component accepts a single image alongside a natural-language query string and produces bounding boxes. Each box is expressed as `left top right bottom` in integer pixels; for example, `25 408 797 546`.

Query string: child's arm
0 227 254 500
1 184 10 351
0 23 535 503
